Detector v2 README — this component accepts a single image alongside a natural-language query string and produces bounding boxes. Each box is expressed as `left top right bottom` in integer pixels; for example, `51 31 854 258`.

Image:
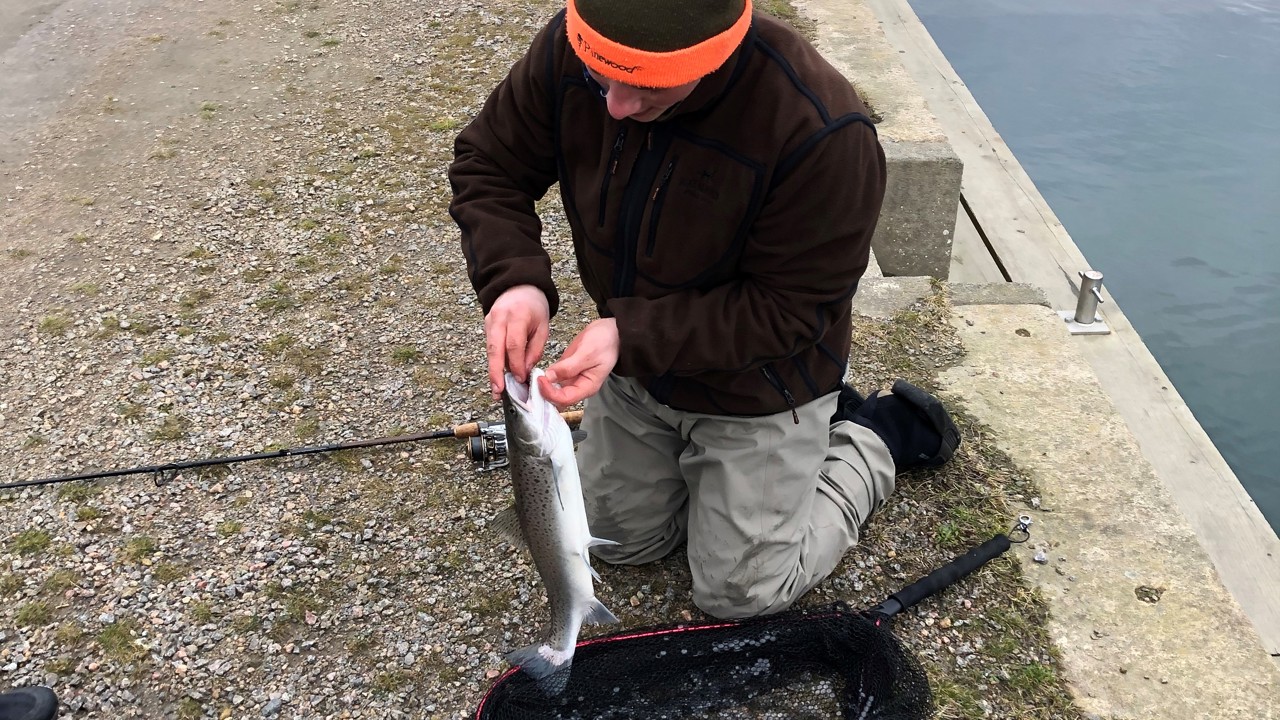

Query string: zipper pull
784 390 799 424
651 160 676 201
609 130 626 175
762 366 801 424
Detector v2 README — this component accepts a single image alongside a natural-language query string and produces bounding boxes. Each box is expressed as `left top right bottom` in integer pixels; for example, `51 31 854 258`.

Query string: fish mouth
503 370 559 449
503 371 533 412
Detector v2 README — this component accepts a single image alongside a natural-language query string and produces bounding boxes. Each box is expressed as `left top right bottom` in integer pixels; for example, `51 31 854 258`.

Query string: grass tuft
191 602 214 624
54 622 85 645
391 345 421 364
38 314 72 336
152 563 188 583
152 414 191 441
123 536 158 563
42 570 80 595
0 573 22 597
58 482 101 502
98 620 147 663
11 529 52 555
16 601 51 627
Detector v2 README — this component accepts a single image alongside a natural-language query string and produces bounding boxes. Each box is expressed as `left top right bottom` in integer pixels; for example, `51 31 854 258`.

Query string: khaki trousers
577 374 896 619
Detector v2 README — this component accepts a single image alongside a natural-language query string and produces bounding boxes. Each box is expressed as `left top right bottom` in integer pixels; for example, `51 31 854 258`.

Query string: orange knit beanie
566 0 752 88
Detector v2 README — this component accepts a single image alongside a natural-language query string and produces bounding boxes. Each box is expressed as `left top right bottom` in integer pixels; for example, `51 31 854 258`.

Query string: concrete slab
798 0 962 279
950 281 1046 307
851 275 934 319
940 302 1280 719
865 0 1280 659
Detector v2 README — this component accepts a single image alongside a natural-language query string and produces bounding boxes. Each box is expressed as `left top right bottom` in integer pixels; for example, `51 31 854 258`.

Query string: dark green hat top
574 0 748 52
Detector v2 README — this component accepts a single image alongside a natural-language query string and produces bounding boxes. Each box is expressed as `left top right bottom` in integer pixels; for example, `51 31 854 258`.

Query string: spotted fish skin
497 369 618 690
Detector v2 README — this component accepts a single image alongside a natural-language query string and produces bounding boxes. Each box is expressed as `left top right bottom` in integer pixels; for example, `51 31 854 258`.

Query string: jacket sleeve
607 120 887 377
448 16 564 317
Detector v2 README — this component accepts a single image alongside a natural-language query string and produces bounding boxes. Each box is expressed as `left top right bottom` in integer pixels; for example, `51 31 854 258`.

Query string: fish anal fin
581 536 619 581
490 504 527 551
583 597 619 626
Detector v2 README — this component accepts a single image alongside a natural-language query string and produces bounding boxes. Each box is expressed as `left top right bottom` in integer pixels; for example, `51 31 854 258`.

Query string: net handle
869 534 1012 619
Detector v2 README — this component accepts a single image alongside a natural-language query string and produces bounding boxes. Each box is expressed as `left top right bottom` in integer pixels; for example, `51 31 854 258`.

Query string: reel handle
463 411 585 472
452 410 584 439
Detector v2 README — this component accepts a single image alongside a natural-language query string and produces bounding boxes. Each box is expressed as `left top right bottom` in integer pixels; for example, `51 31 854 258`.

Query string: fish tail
506 643 573 695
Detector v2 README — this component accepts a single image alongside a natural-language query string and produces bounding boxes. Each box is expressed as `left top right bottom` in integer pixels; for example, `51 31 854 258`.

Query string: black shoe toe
889 379 961 466
0 687 59 720
829 382 867 425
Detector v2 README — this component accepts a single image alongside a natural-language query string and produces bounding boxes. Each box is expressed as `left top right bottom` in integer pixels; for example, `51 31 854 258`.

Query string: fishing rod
0 411 584 492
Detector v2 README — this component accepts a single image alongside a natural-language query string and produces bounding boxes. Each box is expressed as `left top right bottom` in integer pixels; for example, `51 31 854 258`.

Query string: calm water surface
909 0 1280 529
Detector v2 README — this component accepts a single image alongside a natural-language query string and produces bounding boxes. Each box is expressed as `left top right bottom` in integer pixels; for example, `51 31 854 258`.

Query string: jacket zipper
761 365 799 424
597 128 627 227
614 126 668 298
644 158 678 257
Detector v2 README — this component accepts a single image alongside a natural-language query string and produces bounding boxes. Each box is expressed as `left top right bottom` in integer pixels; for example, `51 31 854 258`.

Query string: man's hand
540 318 619 408
485 284 550 400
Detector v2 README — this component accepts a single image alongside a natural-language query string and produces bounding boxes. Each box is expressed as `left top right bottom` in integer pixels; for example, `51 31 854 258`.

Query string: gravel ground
1 1 1083 718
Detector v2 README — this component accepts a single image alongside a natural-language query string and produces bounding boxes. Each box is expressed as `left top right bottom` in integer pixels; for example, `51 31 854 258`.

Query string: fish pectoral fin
583 597 620 626
570 429 588 445
586 536 620 548
490 504 527 551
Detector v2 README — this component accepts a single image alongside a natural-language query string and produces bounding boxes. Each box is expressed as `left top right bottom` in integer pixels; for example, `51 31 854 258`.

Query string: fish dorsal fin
491 504 527 551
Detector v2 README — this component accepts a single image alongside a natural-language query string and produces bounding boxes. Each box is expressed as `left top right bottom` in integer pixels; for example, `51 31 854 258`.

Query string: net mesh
475 603 934 720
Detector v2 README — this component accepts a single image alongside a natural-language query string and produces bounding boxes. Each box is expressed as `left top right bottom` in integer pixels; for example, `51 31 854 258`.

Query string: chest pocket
634 136 764 291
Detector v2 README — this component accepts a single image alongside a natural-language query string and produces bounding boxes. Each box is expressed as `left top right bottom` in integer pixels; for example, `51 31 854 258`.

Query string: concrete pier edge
820 0 1280 714
855 278 1280 718
791 0 963 279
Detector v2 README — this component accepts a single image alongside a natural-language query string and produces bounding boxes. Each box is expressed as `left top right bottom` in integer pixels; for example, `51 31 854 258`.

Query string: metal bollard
1073 270 1106 324
1059 270 1111 335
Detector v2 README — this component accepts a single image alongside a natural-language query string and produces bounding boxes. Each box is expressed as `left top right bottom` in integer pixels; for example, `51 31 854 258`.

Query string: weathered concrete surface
941 302 1280 719
850 275 934 318
949 281 1047 307
851 277 1047 319
866 0 1280 661
797 0 962 280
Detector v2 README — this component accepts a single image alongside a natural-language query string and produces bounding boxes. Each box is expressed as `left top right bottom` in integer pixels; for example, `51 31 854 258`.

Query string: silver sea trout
494 368 619 690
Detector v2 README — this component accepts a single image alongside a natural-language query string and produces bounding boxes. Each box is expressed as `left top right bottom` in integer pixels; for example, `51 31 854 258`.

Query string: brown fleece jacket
448 10 887 417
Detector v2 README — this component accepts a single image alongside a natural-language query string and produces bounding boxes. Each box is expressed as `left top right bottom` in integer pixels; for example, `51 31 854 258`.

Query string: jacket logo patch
679 169 720 202
577 33 641 74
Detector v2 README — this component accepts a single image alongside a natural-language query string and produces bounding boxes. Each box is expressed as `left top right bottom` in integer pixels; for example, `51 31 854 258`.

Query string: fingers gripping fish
493 369 619 690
